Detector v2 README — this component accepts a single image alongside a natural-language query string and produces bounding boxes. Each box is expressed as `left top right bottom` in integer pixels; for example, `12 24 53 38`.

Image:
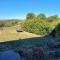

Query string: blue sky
0 0 60 19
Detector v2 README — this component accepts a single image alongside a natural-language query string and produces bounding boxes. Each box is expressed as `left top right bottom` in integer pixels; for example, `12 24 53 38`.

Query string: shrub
21 19 50 35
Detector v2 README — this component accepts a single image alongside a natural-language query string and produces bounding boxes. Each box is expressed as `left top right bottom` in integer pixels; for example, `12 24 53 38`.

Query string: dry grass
0 27 41 42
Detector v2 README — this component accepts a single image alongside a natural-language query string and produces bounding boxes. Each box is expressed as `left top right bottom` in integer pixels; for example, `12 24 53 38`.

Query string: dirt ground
0 28 44 42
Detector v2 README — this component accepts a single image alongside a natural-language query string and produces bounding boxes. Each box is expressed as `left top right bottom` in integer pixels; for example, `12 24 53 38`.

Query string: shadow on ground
0 24 60 60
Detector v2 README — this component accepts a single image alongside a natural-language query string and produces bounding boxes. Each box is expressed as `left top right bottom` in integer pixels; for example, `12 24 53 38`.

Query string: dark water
0 51 22 60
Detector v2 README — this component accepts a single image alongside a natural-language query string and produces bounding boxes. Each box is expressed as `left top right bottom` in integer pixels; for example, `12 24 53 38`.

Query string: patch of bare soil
21 31 44 37
0 28 44 38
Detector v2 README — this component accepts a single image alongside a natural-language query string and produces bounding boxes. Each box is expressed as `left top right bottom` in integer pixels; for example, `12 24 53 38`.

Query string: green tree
21 19 50 35
47 15 58 22
0 22 4 27
37 13 46 20
26 13 36 20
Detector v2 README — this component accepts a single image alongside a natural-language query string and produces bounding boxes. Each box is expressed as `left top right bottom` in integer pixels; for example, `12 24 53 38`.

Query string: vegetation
0 19 21 27
0 13 60 60
0 13 59 41
21 13 60 35
26 13 36 20
0 26 38 42
0 13 59 35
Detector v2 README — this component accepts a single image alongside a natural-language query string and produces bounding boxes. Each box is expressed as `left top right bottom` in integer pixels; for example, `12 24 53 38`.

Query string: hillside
0 24 60 60
0 27 43 42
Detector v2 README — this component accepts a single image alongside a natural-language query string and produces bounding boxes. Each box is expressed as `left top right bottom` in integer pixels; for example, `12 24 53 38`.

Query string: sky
0 0 60 19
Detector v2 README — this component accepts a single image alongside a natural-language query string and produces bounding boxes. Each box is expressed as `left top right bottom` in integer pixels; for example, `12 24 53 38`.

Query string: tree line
21 13 60 35
0 13 59 35
0 19 21 27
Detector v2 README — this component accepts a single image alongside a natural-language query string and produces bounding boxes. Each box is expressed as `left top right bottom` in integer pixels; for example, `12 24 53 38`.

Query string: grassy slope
0 22 60 60
0 26 41 42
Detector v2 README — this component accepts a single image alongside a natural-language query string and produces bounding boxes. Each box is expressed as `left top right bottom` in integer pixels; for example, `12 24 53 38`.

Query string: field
0 23 60 60
0 26 41 42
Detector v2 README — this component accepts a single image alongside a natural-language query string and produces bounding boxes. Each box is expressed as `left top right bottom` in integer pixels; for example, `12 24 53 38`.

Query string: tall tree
26 13 36 20
37 13 46 20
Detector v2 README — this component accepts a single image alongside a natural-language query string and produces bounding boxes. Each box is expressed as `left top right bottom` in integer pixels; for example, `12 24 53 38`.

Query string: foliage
0 20 21 27
37 13 46 20
21 13 59 35
26 13 36 20
0 13 59 35
47 15 58 22
21 19 50 35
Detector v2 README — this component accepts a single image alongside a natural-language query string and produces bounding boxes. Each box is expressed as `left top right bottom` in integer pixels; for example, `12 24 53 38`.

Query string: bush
21 19 50 35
